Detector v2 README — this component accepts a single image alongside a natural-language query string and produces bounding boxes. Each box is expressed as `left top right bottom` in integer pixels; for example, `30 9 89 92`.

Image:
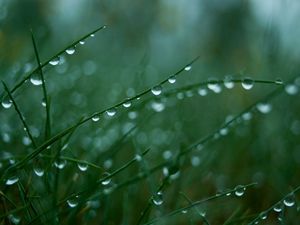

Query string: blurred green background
1 0 300 224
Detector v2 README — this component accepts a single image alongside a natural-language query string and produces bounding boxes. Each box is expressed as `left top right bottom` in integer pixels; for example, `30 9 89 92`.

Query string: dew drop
242 112 252 121
77 163 89 172
191 156 201 167
66 47 76 55
273 202 284 212
135 154 142 162
241 77 254 90
79 40 85 45
259 211 268 220
67 196 79 208
33 167 44 177
91 115 100 122
30 73 42 86
181 209 188 214
275 79 283 85
197 88 208 96
101 172 111 185
151 101 165 112
207 79 222 93
106 108 117 117
123 99 132 108
219 127 229 136
54 160 67 169
224 77 235 89
5 176 19 185
152 191 163 206
1 96 12 109
283 194 296 207
184 65 192 71
41 98 46 107
151 85 162 96
49 56 60 66
168 75 176 84
234 185 246 197
8 214 20 224
285 84 298 95
256 103 272 114
90 34 95 37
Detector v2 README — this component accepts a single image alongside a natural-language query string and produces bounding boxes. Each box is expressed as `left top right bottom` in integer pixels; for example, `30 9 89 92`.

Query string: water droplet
101 172 111 185
168 75 176 84
33 167 44 177
219 127 229 136
242 112 252 121
275 79 283 85
184 65 192 71
30 73 42 86
49 56 60 66
54 160 67 169
77 163 89 171
283 194 295 207
151 101 165 112
79 40 85 45
285 84 298 95
91 115 100 122
90 34 95 37
224 77 235 89
197 88 208 96
8 214 21 224
256 103 272 114
67 196 79 208
259 211 268 220
106 108 117 117
207 79 222 93
41 98 46 107
66 47 76 55
2 95 12 109
181 209 188 214
241 77 254 90
191 156 201 167
151 85 162 96
273 202 284 212
234 185 246 197
152 192 163 206
135 154 142 161
123 99 132 108
5 176 19 185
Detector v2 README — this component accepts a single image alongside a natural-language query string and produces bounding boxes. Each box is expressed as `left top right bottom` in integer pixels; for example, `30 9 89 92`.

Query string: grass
0 24 300 225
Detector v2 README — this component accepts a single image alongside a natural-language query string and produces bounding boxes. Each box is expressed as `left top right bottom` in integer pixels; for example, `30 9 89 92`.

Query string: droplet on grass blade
241 77 254 90
151 85 162 96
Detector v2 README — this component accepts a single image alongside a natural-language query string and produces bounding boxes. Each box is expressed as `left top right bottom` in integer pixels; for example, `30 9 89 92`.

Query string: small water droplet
54 160 67 169
283 194 295 207
197 88 208 96
123 99 132 108
151 101 165 112
256 102 272 114
207 79 222 93
135 154 142 161
224 77 235 89
2 95 12 109
273 202 284 212
101 172 111 185
91 115 100 122
5 176 19 185
275 79 283 85
106 108 117 117
181 209 188 214
168 75 176 84
191 156 201 167
30 73 42 86
41 98 46 107
79 40 85 45
152 191 163 206
242 77 254 90
259 211 268 220
184 65 192 71
90 34 95 37
33 167 44 177
151 85 162 96
234 185 246 197
77 163 89 171
219 127 229 136
242 112 252 121
49 56 60 66
67 196 79 208
285 84 298 95
66 47 76 55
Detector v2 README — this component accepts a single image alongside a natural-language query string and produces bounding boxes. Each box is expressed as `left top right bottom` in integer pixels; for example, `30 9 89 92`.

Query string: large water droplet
184 65 192 71
1 95 12 109
285 84 298 95
77 162 89 172
106 108 117 117
49 56 60 66
5 176 19 185
241 77 254 90
67 196 79 208
283 194 295 207
66 47 76 55
168 75 176 84
224 77 235 89
273 202 284 212
123 99 132 108
152 191 163 206
256 103 272 114
151 101 165 112
101 172 111 185
151 85 162 96
33 167 44 177
234 185 246 197
30 73 42 86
